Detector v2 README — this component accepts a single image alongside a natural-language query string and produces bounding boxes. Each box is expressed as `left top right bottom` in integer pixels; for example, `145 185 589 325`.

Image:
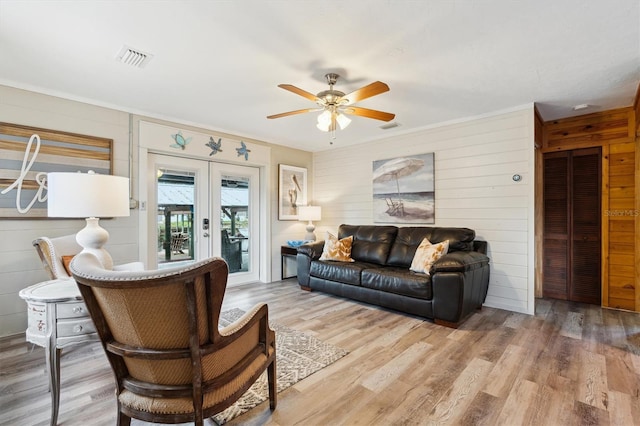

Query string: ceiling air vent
116 45 153 68
380 122 400 130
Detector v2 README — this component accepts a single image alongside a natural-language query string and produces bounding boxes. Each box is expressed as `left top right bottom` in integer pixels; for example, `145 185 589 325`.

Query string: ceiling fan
267 73 395 134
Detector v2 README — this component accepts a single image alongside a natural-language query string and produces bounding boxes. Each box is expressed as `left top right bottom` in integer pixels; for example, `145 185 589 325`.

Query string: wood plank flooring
1 279 639 425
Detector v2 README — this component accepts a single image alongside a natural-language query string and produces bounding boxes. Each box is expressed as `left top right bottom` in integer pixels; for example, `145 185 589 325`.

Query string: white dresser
19 279 100 426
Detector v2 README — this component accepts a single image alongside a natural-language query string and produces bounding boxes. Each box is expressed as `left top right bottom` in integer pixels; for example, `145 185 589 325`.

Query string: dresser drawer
57 301 90 319
56 317 96 337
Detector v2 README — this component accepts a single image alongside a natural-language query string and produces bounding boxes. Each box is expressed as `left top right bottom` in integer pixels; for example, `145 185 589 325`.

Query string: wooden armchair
33 235 82 280
33 235 144 279
69 254 276 426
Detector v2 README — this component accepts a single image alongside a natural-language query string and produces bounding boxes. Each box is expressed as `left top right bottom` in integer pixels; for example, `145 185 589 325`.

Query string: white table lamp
298 205 321 241
47 171 130 270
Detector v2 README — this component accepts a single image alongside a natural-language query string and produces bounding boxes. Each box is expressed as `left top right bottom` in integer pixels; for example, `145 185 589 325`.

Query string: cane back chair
70 253 276 426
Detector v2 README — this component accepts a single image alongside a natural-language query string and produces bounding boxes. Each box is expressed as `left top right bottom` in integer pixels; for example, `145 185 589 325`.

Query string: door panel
542 148 601 304
147 154 209 269
543 153 569 300
212 163 260 285
570 149 601 304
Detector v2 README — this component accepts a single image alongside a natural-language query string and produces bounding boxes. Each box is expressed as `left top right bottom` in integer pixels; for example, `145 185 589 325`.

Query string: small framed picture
278 164 307 220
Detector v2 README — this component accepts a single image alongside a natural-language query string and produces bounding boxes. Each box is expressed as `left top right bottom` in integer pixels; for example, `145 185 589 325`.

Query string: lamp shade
336 113 351 130
298 205 321 221
47 171 130 218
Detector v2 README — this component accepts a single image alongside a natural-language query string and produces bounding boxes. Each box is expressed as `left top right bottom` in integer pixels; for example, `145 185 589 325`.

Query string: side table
281 245 298 280
19 279 99 426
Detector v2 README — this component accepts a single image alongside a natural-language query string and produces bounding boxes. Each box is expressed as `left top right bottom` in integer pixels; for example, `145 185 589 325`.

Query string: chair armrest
113 261 145 272
218 303 275 356
219 303 269 337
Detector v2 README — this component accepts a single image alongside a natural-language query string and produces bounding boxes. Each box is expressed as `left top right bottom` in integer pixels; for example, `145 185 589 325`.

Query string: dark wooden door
543 148 601 304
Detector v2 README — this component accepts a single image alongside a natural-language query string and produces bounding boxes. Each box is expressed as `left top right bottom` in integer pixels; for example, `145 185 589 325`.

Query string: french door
147 154 261 285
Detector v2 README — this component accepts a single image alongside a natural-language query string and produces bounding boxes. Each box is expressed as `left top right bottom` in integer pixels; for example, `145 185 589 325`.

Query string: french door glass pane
220 175 249 273
156 168 195 265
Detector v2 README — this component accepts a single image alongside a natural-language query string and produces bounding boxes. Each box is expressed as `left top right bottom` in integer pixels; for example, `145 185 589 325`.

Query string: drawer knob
72 306 84 314
73 325 83 333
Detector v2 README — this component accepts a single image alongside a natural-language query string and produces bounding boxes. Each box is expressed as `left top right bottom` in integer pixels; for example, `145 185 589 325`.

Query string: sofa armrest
431 253 490 327
473 240 487 255
296 241 325 287
431 251 489 274
297 241 325 260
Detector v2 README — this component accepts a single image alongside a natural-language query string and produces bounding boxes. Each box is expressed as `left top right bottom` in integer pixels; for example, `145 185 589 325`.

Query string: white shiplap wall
0 86 138 336
311 106 536 315
0 85 313 337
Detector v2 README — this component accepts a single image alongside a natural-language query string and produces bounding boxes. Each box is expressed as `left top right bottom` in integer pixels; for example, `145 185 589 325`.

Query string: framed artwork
0 122 113 218
372 152 435 224
278 164 307 220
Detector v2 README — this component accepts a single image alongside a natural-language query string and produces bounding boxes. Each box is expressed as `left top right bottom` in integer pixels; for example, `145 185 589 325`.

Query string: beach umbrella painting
373 157 425 216
373 157 425 194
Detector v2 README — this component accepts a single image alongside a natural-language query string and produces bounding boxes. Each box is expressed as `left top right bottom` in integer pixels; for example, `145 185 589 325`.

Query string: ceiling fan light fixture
316 110 332 131
268 73 394 139
336 113 351 130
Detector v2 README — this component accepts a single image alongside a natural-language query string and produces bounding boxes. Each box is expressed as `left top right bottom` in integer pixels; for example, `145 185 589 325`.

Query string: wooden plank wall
540 105 638 312
635 84 640 312
533 107 544 298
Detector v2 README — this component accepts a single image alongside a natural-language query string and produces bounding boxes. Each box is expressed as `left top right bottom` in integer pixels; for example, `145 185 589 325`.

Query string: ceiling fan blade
267 108 319 119
342 81 390 104
343 106 395 122
278 84 320 102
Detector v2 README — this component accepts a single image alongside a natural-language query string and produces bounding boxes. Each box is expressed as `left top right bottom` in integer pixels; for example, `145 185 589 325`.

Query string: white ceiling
1 1 638 152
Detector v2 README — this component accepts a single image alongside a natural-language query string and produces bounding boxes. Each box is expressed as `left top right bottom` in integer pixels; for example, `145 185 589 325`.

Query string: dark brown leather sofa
296 224 490 328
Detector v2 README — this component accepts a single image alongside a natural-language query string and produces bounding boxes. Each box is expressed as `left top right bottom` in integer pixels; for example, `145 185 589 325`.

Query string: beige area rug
211 308 349 425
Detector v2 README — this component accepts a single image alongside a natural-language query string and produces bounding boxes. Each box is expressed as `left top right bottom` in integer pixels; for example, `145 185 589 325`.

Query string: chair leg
117 411 131 426
267 358 277 410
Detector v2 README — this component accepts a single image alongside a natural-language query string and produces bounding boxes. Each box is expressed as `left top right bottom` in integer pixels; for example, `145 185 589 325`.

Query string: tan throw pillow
319 232 355 262
410 238 449 275
61 255 75 276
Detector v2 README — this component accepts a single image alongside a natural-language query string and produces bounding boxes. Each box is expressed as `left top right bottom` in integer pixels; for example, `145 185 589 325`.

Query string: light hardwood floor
1 279 639 426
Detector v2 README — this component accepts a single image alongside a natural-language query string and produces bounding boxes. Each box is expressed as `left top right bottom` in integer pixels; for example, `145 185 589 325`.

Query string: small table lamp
298 205 321 241
47 171 130 270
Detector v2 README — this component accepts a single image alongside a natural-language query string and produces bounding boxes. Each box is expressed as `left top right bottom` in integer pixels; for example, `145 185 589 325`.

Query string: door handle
203 232 209 238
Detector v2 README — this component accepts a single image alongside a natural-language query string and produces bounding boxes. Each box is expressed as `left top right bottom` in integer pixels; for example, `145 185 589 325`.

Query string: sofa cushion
319 233 354 262
361 267 432 300
430 227 475 252
310 260 373 286
410 238 449 274
387 227 476 267
338 224 398 265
